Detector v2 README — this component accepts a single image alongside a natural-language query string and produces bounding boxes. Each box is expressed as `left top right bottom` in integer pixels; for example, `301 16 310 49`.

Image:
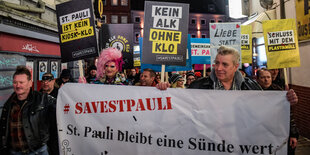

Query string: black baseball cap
42 73 54 80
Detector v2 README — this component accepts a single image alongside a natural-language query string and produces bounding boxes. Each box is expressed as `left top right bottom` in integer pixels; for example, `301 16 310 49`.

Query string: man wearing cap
40 73 59 98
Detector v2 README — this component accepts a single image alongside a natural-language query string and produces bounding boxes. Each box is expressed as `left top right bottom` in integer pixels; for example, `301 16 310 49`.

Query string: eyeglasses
42 79 52 83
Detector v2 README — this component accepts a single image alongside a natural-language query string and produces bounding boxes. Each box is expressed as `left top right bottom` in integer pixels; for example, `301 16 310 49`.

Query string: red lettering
166 97 172 110
118 100 125 112
136 99 146 111
84 102 92 113
100 101 109 113
91 101 99 113
146 98 156 111
75 102 83 114
126 99 135 112
109 100 116 112
157 98 163 110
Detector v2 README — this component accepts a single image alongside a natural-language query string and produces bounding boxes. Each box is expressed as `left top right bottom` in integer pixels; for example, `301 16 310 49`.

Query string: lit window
111 15 118 23
102 15 106 24
121 16 127 24
135 32 140 43
111 0 118 6
121 0 128 6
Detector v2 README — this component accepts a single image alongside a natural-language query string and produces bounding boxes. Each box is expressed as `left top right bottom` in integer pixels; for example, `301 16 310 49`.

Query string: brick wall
290 84 310 139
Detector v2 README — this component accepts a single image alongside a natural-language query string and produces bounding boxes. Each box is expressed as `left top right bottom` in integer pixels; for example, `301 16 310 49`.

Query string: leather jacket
0 90 59 155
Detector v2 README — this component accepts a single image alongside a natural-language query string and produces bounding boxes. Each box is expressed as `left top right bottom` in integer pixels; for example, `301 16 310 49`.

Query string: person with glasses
40 73 58 98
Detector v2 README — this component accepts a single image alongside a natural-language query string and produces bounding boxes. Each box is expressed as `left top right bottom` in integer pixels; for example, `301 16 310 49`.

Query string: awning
242 9 277 38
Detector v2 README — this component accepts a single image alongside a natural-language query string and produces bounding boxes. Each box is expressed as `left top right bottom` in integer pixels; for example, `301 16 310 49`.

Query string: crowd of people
0 46 300 155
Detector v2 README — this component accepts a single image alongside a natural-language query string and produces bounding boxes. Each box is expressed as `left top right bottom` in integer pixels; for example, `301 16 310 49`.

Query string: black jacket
0 91 59 155
189 70 262 90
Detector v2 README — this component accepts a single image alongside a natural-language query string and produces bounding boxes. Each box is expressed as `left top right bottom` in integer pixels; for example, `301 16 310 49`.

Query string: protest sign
57 83 289 155
140 36 192 72
296 0 310 41
210 23 241 67
241 25 252 63
191 38 211 64
142 1 189 66
262 19 300 69
56 0 98 62
100 24 134 69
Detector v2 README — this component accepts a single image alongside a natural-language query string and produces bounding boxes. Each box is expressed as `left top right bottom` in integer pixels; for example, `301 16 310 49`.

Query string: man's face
214 54 239 83
186 75 195 85
13 74 32 97
269 69 279 80
41 78 55 93
140 71 155 86
257 70 272 89
130 69 136 76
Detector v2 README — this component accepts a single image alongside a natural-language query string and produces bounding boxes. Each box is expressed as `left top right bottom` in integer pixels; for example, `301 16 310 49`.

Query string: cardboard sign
142 1 189 66
57 84 289 155
210 23 241 67
190 38 211 64
241 25 252 63
56 0 98 62
262 19 300 69
100 24 134 69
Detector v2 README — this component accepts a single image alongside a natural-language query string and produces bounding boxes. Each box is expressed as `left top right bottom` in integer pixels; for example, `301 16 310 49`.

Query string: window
135 16 141 23
201 34 207 38
121 16 128 24
191 34 196 38
111 15 118 23
121 0 128 6
102 15 106 24
201 19 206 25
111 0 118 6
191 18 196 24
210 19 215 23
104 0 106 6
218 20 223 23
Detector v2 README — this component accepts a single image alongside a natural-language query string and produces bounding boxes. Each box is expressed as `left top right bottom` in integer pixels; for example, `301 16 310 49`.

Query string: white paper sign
57 84 289 155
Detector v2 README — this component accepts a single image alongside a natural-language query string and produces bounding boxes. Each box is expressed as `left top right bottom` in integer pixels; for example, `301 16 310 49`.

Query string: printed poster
142 1 189 66
262 19 300 69
241 25 252 63
190 38 211 64
100 24 134 69
39 61 47 80
209 23 241 67
56 0 98 62
51 61 58 78
296 0 310 41
57 84 289 155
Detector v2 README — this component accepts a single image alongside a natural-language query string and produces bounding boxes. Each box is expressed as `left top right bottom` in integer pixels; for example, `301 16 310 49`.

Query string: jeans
10 145 48 155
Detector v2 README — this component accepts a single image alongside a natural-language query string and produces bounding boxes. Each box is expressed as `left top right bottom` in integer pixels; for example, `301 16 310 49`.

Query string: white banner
57 84 289 155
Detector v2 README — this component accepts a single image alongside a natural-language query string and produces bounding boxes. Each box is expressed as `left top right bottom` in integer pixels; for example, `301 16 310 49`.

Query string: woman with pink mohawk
93 47 126 85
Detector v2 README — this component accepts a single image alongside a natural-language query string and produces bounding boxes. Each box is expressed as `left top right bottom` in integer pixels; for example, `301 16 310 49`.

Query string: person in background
256 69 299 155
206 67 211 77
55 69 74 88
40 73 58 98
185 72 196 88
135 68 157 87
0 66 58 155
170 74 185 88
155 74 161 84
269 68 286 90
86 65 97 83
94 48 126 85
127 68 140 85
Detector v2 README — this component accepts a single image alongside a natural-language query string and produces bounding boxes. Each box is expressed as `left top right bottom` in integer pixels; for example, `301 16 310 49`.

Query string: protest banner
140 36 192 72
100 24 134 69
142 1 189 66
56 0 98 62
210 22 241 67
241 25 252 63
57 83 289 155
262 19 300 69
191 38 211 65
296 0 310 41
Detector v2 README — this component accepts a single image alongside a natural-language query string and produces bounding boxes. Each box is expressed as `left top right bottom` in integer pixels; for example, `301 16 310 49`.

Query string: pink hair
96 47 123 79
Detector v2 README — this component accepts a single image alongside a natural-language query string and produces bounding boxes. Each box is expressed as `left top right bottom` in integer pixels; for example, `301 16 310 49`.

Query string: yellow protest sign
262 19 300 69
149 29 182 54
296 0 310 41
241 25 252 63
